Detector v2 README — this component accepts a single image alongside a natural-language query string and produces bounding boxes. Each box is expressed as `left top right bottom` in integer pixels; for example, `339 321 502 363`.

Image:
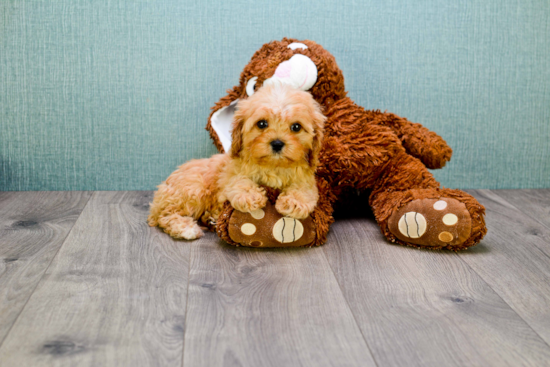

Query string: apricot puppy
148 83 325 239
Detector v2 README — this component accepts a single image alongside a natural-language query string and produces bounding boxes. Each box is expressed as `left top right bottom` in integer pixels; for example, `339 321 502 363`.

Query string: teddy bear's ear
206 85 243 153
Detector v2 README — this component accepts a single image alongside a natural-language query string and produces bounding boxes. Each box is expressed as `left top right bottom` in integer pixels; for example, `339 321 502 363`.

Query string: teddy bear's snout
264 54 318 91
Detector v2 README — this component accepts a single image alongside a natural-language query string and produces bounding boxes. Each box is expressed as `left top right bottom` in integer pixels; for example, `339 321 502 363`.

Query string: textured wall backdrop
1 0 549 190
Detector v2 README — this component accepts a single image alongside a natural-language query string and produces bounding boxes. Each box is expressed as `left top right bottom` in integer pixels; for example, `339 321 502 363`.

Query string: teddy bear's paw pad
397 212 427 238
388 198 471 247
273 217 305 244
228 202 315 247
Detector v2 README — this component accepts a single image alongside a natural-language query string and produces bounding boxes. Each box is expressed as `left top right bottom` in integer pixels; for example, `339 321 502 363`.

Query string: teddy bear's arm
376 112 453 169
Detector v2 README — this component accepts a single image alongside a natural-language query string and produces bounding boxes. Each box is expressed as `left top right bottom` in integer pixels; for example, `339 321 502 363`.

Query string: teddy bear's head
207 38 346 153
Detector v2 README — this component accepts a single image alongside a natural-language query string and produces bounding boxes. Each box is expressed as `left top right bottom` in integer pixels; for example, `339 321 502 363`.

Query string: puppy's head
231 83 325 169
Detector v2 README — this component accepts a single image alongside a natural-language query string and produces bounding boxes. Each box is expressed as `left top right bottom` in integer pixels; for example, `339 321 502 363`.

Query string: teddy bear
206 38 487 250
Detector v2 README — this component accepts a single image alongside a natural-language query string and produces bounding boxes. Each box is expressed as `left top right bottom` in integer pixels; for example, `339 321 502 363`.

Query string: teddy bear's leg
216 180 336 247
369 152 486 250
309 179 337 246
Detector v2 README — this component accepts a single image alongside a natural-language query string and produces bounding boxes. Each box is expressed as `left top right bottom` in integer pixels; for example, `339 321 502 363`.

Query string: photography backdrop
1 0 549 191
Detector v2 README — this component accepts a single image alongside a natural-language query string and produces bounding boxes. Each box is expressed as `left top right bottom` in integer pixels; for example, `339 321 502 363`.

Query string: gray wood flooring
0 189 549 367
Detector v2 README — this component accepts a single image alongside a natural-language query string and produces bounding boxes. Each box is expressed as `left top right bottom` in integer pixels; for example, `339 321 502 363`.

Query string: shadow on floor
332 190 376 221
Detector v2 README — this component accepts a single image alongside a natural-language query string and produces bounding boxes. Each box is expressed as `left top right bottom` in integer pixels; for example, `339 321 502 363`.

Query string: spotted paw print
227 202 316 247
388 198 472 247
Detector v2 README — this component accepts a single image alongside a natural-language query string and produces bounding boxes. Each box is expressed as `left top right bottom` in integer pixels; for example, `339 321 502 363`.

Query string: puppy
148 83 325 240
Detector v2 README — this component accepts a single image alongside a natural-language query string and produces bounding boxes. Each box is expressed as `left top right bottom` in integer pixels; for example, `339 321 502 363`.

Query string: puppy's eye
290 123 302 132
257 120 268 129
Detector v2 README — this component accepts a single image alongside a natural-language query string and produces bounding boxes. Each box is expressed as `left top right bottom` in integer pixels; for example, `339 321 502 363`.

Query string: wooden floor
1 190 550 366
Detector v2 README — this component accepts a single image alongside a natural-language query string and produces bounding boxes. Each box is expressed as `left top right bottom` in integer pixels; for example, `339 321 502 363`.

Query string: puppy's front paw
275 193 315 219
231 188 268 213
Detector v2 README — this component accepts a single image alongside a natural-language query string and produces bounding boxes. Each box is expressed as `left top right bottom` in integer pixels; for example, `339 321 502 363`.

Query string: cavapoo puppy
148 83 326 240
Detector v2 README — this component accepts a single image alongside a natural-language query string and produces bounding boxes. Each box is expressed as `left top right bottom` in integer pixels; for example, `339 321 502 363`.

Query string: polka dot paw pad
227 201 316 247
388 198 472 247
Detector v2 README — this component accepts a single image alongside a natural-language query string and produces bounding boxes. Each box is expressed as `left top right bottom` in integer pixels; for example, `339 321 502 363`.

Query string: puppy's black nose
270 139 285 153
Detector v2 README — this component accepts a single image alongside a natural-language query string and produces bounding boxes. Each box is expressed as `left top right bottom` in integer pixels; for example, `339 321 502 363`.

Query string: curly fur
208 38 487 250
149 83 325 239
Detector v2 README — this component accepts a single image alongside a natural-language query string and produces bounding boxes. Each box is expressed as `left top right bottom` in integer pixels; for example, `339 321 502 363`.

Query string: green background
1 0 549 190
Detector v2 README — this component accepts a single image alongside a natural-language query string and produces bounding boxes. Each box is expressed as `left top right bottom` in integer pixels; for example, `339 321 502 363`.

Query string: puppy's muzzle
270 139 285 153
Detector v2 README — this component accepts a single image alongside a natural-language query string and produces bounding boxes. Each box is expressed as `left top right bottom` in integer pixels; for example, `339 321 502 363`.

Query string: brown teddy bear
206 38 487 250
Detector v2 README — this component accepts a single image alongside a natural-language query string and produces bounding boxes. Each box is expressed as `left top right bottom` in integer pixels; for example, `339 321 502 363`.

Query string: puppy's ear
230 105 247 159
308 103 326 168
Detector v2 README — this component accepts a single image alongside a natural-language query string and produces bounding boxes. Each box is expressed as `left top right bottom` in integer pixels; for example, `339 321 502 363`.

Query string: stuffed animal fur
206 38 487 250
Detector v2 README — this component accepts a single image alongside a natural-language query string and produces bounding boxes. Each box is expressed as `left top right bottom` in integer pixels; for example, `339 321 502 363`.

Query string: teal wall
1 0 549 191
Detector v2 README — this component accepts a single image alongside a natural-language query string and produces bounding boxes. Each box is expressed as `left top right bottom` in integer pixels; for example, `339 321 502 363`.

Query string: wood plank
457 189 550 346
492 189 550 230
0 191 190 367
0 191 91 345
183 234 376 367
323 212 550 367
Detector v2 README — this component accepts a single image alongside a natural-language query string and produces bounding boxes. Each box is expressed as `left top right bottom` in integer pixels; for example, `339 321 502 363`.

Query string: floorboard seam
0 191 94 350
180 237 194 367
474 189 550 258
320 244 380 367
491 190 550 232
454 252 550 349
